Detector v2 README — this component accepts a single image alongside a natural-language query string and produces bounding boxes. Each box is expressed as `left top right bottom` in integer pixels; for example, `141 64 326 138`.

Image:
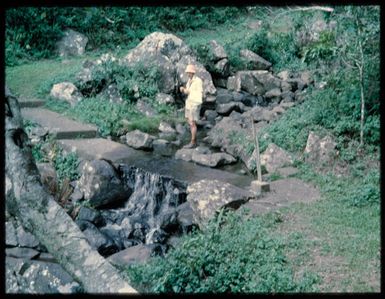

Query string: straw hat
185 64 196 73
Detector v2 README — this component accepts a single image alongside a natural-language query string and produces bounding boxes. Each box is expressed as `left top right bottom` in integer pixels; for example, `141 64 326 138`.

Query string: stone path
22 108 97 139
243 177 320 215
19 97 46 108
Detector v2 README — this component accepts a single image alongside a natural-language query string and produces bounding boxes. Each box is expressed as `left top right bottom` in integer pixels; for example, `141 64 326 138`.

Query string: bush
53 150 80 184
246 29 274 62
126 210 318 293
344 170 380 207
76 59 160 102
301 31 338 65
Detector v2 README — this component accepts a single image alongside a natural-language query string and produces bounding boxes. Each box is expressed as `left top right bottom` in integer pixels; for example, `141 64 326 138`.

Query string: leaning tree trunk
5 89 137 294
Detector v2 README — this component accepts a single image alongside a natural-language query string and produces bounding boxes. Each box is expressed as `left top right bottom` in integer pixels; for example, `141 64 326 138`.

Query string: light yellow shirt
185 75 203 109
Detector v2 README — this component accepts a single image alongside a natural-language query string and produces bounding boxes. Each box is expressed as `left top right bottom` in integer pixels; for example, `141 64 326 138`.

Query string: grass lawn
5 57 84 98
270 198 380 292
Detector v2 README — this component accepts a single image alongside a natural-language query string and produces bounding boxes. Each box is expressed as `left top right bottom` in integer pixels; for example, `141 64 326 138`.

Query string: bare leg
190 120 197 144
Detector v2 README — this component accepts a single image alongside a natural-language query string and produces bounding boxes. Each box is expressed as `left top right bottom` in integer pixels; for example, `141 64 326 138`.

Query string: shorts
185 104 201 122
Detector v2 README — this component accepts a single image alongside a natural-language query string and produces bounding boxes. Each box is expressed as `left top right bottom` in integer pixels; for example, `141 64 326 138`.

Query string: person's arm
180 86 189 94
180 80 191 95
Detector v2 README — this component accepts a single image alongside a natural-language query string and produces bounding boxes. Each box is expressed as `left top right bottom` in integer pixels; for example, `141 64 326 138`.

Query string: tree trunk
359 65 365 147
358 38 365 147
5 90 137 294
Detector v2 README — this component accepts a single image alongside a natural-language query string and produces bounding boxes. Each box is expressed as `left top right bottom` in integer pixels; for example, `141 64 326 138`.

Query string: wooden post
250 117 270 194
251 117 262 182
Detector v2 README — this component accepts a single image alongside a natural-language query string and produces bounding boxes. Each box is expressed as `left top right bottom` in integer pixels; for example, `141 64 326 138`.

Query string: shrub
75 59 160 102
246 29 274 62
126 210 318 293
344 170 380 207
301 31 338 64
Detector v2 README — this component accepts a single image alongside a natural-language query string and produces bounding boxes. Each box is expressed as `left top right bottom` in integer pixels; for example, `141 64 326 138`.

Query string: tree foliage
5 7 244 65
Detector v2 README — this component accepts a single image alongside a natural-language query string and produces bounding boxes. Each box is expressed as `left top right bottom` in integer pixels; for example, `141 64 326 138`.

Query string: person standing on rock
179 64 203 149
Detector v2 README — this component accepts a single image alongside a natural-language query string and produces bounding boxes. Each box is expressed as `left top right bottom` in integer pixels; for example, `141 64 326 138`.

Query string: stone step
58 138 143 162
19 97 45 108
21 108 97 139
59 138 253 188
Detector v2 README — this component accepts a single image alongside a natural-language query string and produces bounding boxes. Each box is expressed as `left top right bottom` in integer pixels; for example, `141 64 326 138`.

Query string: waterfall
100 165 187 248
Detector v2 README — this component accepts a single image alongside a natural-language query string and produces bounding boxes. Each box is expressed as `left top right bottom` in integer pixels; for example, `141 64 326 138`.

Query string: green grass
5 57 84 98
273 195 380 292
279 163 381 292
44 96 178 137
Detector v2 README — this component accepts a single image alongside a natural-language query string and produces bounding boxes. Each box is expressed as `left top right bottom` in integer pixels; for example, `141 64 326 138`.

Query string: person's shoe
183 143 197 149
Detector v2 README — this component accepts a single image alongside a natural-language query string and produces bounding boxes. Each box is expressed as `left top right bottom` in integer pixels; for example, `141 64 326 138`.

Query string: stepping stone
19 97 45 108
21 108 97 139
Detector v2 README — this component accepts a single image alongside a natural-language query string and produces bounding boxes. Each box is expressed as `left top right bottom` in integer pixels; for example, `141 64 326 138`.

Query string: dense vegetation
127 210 319 293
6 5 380 293
5 7 244 65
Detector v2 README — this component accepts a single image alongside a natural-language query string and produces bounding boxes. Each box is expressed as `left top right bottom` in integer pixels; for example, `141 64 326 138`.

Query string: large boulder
235 71 265 95
206 116 254 168
121 32 186 94
239 49 272 70
77 159 128 208
213 58 230 77
304 131 337 165
208 40 228 61
50 82 82 107
187 180 254 228
232 70 282 96
76 54 117 92
123 32 192 65
121 31 216 97
57 29 88 57
125 129 154 150
207 40 229 77
260 143 294 173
